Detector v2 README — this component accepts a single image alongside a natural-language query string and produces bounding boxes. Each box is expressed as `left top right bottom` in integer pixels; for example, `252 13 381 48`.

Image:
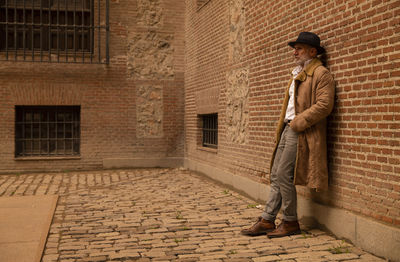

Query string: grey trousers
262 124 298 222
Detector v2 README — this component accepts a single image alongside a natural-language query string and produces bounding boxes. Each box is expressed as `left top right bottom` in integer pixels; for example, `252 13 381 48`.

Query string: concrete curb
103 157 184 169
184 157 400 262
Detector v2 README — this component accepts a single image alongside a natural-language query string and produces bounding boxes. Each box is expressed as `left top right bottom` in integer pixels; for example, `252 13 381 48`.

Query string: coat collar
294 58 322 82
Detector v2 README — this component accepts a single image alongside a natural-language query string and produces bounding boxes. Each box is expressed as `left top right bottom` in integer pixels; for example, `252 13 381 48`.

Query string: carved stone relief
136 85 163 138
226 68 249 144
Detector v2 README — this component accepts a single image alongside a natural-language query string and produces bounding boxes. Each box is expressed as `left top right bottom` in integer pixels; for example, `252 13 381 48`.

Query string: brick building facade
0 0 399 260
184 0 399 260
0 0 185 172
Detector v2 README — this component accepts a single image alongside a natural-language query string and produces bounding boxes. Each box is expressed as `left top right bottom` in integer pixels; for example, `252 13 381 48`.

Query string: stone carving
127 31 174 80
226 0 248 144
136 85 163 138
226 68 249 144
229 0 245 63
137 0 163 27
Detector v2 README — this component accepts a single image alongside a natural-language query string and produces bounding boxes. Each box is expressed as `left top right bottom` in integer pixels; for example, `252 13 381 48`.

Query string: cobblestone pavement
0 168 386 262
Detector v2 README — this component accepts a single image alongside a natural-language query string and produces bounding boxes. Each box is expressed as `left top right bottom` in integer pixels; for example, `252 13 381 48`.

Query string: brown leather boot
241 217 275 236
267 220 301 238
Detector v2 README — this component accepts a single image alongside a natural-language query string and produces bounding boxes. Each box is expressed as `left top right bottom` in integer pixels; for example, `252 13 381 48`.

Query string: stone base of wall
184 158 400 262
103 157 183 169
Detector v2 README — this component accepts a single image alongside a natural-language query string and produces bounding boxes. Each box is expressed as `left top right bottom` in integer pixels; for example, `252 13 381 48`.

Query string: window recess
15 106 81 157
200 113 218 149
0 0 109 63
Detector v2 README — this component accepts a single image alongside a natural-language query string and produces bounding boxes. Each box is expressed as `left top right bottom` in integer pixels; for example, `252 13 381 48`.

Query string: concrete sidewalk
0 168 386 262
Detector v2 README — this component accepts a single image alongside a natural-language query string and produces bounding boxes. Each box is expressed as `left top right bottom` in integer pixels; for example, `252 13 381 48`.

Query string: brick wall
185 0 400 226
0 0 185 172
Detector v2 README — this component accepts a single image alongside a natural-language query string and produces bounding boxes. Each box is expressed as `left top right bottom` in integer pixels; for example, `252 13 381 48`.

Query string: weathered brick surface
185 0 400 226
0 168 384 261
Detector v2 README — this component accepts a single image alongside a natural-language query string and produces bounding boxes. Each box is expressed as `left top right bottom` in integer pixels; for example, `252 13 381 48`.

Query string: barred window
201 113 217 149
15 106 80 157
0 0 109 63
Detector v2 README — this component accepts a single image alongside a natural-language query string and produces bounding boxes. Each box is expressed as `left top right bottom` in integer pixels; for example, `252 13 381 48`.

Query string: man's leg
241 124 292 236
267 125 300 238
275 125 298 222
261 127 289 222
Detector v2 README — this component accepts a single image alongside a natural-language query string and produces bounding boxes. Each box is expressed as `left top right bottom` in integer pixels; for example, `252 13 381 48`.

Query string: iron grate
0 0 109 64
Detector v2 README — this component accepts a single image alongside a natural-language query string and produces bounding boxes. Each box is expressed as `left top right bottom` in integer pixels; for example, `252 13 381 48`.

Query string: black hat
288 32 325 54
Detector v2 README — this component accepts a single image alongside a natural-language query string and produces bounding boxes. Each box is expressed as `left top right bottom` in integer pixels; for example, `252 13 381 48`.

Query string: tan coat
270 58 335 191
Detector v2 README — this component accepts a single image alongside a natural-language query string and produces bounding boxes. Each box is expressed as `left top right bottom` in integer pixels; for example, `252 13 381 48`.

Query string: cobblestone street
0 168 385 262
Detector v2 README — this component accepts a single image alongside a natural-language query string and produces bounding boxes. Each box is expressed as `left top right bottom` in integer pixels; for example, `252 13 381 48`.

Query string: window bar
21 108 25 156
97 0 100 63
208 117 211 146
40 0 43 61
65 0 68 62
48 0 51 62
55 109 58 155
70 110 73 154
74 0 76 62
5 0 8 60
38 112 41 155
214 117 217 145
57 0 60 62
205 117 208 146
90 0 93 62
209 117 212 146
63 114 66 155
47 111 50 155
209 117 212 145
23 0 26 60
31 0 34 60
14 0 17 60
30 110 33 155
81 0 84 63
105 0 109 64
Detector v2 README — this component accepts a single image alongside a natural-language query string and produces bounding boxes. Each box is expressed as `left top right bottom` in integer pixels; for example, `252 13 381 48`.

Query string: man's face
293 43 317 66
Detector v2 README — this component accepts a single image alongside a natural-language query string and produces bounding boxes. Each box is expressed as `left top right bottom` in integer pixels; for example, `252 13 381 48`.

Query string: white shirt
284 59 312 122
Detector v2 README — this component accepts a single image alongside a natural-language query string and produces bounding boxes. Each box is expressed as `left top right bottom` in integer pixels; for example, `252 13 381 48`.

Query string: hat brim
288 41 325 54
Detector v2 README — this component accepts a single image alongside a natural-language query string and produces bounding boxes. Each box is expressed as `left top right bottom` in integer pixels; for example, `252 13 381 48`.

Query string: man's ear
310 47 318 57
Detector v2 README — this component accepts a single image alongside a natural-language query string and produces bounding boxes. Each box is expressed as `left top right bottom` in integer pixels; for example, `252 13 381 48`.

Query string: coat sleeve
290 69 335 132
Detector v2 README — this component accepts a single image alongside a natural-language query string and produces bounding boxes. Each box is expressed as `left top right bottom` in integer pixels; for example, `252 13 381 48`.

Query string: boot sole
267 229 301 238
241 229 275 237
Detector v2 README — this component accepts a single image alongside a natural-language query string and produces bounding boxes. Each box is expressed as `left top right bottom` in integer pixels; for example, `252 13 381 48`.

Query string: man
241 32 335 238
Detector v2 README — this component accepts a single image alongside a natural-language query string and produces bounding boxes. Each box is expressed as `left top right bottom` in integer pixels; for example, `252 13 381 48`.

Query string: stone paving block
252 255 281 262
228 249 259 258
195 246 223 253
324 253 360 261
279 251 327 260
224 258 252 262
142 248 167 258
42 254 60 262
295 258 328 262
278 240 306 249
178 253 203 259
200 254 228 260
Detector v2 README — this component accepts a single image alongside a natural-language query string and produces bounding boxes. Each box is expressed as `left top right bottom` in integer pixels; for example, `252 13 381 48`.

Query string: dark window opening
0 0 109 63
15 106 80 157
201 113 217 149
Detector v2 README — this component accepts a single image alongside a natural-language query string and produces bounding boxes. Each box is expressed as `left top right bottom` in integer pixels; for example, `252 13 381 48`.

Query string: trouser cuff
261 212 275 222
